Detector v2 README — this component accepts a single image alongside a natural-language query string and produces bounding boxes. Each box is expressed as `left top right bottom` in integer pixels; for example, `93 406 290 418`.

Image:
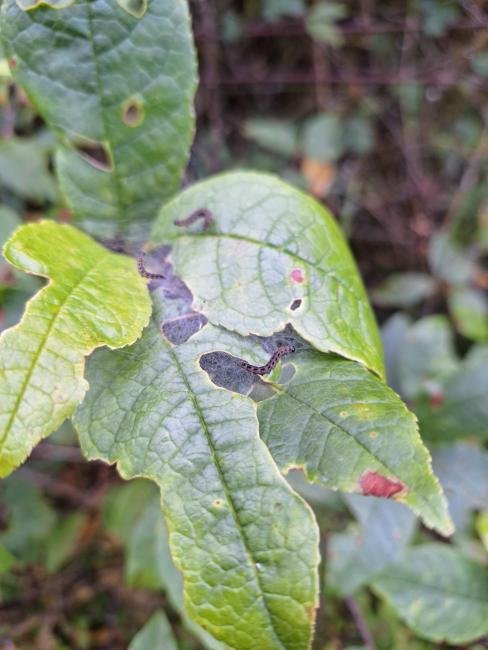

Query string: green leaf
433 443 488 533
151 171 384 378
428 231 474 284
0 543 15 575
257 351 453 535
327 495 416 595
44 512 86 573
0 221 151 477
475 511 488 552
381 313 411 394
0 206 21 249
448 286 488 342
0 0 197 237
371 273 436 308
244 119 298 158
128 611 178 650
395 315 459 400
74 295 320 650
125 497 169 591
419 344 488 442
372 544 488 643
343 116 375 155
0 137 58 203
0 474 56 564
305 2 348 47
301 114 344 162
263 0 305 23
417 0 461 37
471 52 488 77
103 479 157 542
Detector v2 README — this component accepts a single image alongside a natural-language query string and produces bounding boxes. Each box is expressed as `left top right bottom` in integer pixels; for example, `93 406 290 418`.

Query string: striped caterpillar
238 345 295 376
137 251 166 280
174 208 213 229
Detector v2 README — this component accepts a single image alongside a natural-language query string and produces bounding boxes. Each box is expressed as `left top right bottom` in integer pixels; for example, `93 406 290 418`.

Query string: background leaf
433 443 488 533
372 544 488 643
151 171 384 378
0 0 197 237
419 344 488 441
128 610 178 650
327 495 416 595
0 221 151 477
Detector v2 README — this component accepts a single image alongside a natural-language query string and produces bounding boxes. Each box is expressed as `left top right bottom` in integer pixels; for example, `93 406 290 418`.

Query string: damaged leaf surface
257 351 453 535
74 291 319 650
151 172 385 378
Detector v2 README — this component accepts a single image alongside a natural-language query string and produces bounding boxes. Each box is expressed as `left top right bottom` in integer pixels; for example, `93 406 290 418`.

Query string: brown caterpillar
238 345 295 376
174 208 213 230
137 251 166 280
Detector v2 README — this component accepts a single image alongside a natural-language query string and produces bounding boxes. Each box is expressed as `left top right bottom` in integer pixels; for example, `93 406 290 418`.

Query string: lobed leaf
151 171 385 378
257 351 453 535
0 0 197 236
0 221 151 477
74 292 319 650
372 544 488 643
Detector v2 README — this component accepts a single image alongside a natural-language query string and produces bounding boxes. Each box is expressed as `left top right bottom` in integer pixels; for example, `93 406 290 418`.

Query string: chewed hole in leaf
74 140 112 172
290 299 302 311
262 325 310 354
121 97 145 128
162 312 208 345
116 0 147 17
279 363 296 383
359 471 407 499
200 351 256 395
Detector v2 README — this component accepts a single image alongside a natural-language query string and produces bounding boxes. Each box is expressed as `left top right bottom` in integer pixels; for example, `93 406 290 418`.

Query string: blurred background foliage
0 0 487 648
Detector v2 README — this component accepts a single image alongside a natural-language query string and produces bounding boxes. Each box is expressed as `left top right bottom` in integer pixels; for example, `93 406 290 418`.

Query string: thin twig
345 596 376 650
443 128 488 229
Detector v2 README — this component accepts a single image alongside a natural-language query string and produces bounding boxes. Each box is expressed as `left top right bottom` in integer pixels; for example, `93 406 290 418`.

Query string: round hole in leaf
122 97 145 128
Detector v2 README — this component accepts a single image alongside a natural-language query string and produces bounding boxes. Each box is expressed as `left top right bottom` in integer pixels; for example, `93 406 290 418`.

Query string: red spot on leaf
359 471 405 499
429 391 444 408
290 268 305 284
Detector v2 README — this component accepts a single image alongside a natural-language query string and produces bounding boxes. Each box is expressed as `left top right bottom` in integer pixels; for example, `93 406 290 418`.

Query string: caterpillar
137 251 166 280
238 345 295 376
174 208 213 230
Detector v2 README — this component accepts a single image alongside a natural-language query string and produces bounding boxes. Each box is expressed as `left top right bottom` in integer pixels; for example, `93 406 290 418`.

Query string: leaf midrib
266 378 444 528
166 343 287 650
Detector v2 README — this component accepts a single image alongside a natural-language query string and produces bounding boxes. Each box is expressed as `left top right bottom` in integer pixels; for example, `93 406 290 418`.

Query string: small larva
174 208 213 230
137 251 166 280
238 345 295 376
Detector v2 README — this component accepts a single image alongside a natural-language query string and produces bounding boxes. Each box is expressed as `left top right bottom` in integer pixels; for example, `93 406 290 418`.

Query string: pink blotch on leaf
290 268 305 284
359 471 406 499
